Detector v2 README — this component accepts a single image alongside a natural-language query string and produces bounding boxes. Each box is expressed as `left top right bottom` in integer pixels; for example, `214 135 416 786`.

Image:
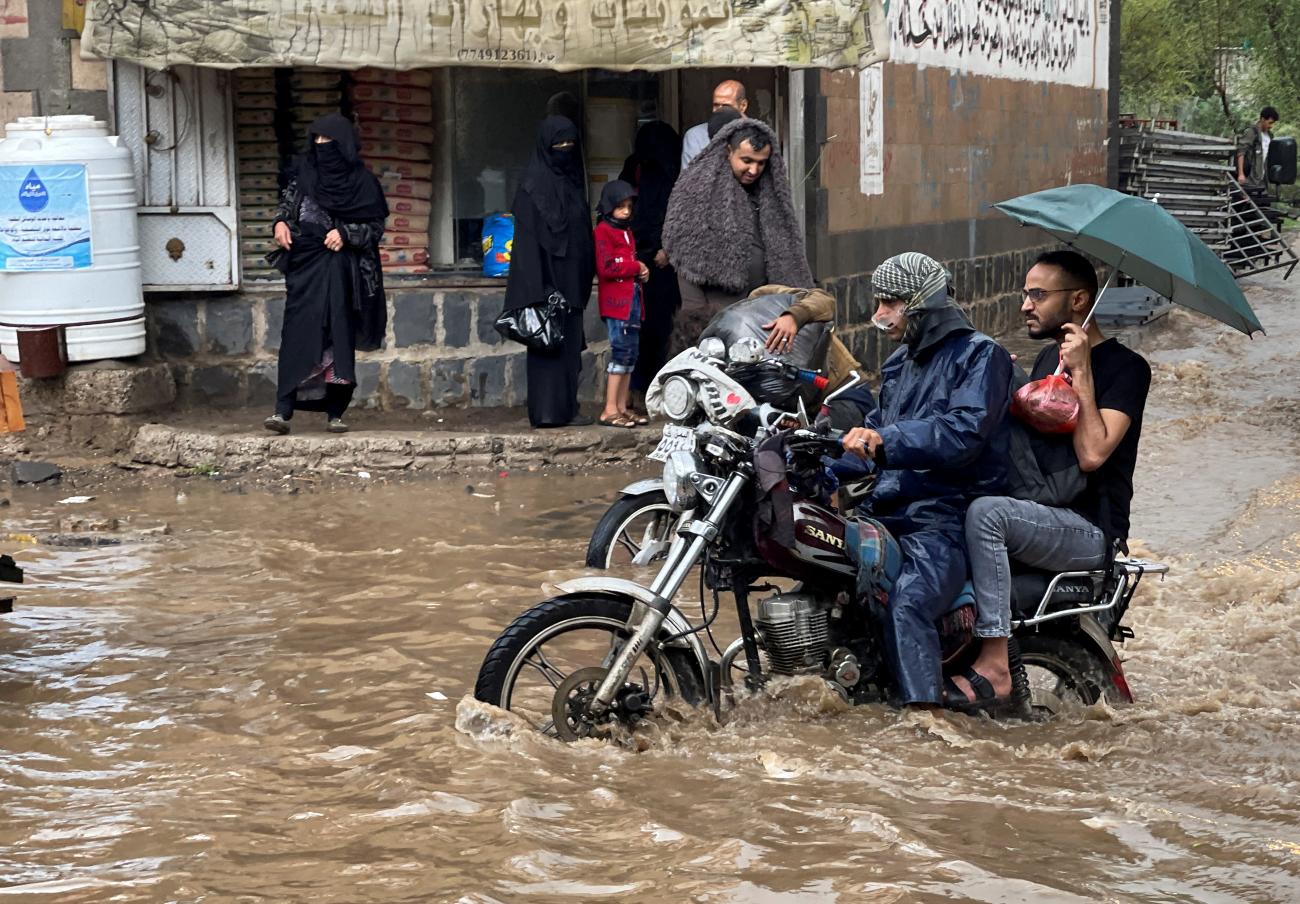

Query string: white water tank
0 115 145 363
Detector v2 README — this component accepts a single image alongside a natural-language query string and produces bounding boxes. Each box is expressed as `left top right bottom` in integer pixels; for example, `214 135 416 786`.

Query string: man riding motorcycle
955 249 1153 709
838 252 1013 708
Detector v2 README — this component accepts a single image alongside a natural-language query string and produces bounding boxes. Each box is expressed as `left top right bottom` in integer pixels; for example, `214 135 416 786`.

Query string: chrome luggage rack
1018 557 1169 628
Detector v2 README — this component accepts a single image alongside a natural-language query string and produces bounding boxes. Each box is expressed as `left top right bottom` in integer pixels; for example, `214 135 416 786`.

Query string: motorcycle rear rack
1015 558 1168 629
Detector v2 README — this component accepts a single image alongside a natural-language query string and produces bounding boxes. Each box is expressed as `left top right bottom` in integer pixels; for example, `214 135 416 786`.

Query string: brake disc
551 667 612 742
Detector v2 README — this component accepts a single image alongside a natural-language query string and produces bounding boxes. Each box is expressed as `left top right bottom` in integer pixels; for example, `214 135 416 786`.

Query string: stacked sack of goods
233 68 282 282
350 68 434 275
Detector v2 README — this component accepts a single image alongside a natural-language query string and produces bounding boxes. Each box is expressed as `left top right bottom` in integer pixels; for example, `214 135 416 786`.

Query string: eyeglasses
1022 287 1083 303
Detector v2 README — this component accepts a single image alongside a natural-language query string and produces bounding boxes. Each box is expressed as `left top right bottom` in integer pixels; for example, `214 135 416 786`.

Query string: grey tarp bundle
699 293 832 411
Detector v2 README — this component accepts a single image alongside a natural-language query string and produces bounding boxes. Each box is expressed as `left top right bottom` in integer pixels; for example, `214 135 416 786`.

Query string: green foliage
1121 0 1299 138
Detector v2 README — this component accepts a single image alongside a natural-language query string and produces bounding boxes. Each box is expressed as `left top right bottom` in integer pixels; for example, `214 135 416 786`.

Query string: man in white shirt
1236 106 1279 190
681 80 748 169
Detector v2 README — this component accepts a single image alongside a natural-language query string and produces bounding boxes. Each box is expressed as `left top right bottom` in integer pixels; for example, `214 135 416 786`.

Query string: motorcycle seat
1009 565 1099 617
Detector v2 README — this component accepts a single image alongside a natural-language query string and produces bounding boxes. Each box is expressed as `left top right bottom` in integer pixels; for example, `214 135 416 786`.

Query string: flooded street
3 271 1300 902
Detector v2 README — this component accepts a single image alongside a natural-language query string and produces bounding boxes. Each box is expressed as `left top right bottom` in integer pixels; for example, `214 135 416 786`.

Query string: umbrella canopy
994 183 1264 335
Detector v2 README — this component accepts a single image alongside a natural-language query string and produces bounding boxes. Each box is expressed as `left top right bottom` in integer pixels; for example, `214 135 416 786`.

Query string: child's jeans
604 289 641 375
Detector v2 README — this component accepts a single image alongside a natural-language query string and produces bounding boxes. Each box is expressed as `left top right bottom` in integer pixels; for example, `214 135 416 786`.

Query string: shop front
68 0 1115 412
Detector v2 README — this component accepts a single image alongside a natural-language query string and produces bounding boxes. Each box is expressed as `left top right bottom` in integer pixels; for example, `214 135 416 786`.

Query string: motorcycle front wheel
474 594 707 740
1017 633 1129 717
585 490 675 569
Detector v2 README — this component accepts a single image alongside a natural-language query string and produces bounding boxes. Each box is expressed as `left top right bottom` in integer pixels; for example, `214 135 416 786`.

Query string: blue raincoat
841 305 1012 704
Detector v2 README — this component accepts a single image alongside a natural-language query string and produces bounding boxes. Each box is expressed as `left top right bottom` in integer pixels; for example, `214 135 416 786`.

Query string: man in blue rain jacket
840 252 1012 707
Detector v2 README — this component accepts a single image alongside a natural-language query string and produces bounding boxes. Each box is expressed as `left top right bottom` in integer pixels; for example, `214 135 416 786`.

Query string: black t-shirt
1031 339 1152 541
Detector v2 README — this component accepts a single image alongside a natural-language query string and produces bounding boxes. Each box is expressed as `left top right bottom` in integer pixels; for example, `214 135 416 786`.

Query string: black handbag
494 290 567 352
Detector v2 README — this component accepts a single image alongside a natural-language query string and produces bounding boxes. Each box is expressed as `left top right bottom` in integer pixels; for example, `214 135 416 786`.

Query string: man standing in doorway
661 118 812 356
1236 106 1280 191
680 79 748 169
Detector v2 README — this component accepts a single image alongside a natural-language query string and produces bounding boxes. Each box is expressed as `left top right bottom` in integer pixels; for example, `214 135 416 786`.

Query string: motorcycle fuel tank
757 500 856 579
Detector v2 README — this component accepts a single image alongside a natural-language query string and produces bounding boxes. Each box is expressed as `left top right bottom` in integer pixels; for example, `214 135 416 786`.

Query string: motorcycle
475 339 1167 739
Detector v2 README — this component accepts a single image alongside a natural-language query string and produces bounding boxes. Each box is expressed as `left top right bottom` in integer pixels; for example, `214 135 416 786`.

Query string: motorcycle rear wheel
474 594 707 739
1017 633 1128 716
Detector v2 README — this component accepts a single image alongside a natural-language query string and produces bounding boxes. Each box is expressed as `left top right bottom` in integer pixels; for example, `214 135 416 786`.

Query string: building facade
0 1 1119 411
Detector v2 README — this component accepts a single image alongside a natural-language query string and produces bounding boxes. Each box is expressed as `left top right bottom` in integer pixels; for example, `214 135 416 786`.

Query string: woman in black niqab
265 113 388 436
618 120 683 401
505 115 596 428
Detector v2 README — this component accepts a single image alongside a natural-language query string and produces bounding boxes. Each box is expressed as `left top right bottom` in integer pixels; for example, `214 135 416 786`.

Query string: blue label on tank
18 169 48 213
0 164 92 270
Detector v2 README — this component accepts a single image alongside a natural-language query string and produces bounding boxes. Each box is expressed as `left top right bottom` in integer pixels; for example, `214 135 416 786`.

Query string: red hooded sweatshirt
595 219 643 321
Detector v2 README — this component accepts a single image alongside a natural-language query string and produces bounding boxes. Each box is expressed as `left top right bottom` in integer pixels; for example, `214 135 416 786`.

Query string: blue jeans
605 289 641 375
965 496 1107 638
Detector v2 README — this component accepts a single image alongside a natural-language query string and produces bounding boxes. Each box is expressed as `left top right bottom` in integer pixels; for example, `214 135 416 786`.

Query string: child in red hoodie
595 180 649 427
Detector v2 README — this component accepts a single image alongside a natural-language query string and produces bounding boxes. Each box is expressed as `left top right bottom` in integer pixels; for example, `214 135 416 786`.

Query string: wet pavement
2 267 1299 901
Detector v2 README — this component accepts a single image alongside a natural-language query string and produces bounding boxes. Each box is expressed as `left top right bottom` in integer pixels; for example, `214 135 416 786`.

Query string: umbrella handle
1053 252 1125 377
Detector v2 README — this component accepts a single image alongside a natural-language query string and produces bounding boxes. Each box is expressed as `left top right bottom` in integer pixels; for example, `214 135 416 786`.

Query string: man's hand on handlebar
841 427 884 461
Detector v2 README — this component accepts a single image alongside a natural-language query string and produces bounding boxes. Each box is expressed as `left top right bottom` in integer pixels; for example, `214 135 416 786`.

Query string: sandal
598 413 635 429
629 411 650 426
942 668 1024 718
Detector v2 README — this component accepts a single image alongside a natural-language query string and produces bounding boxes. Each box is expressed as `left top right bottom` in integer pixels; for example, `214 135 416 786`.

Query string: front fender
620 478 664 497
550 576 713 692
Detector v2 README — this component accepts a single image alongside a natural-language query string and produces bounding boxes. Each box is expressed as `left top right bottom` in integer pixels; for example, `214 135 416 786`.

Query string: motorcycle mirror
727 336 764 364
697 336 727 360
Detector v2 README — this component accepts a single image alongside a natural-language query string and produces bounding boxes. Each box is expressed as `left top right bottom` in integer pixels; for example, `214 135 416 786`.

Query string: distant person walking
504 115 596 429
265 113 388 436
1237 106 1280 190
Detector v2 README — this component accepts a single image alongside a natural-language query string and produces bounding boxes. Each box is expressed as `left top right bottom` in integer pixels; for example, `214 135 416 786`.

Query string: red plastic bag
1011 372 1080 434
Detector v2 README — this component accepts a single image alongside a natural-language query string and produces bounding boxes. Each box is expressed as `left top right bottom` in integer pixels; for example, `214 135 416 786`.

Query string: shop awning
81 0 888 72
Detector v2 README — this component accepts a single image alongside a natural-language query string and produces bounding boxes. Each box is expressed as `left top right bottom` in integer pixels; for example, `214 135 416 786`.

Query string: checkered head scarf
871 252 952 312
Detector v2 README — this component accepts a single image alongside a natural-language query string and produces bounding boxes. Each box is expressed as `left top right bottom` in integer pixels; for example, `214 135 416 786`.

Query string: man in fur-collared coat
662 118 814 356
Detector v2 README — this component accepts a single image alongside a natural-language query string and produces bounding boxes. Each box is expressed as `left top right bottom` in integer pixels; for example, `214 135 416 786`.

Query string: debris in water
12 461 62 485
427 691 448 701
57 496 95 505
357 471 371 479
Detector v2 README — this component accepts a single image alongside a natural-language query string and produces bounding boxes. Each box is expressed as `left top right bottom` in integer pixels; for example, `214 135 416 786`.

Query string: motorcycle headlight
662 449 701 512
660 375 698 421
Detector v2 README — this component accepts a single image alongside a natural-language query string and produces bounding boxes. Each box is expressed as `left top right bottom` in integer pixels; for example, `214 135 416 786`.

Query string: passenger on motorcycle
838 252 1013 707
953 250 1151 709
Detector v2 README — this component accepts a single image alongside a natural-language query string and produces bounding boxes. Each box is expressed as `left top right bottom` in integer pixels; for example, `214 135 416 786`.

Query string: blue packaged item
481 212 514 277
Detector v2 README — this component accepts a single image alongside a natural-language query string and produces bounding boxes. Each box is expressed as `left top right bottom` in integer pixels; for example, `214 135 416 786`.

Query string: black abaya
618 121 682 392
276 220 358 417
505 116 595 428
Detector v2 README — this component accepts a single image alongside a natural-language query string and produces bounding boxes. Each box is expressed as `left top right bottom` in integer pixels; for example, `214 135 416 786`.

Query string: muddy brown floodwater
3 269 1300 902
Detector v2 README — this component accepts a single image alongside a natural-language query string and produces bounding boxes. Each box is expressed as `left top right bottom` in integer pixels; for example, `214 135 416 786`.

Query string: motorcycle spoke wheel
608 506 676 568
501 616 676 739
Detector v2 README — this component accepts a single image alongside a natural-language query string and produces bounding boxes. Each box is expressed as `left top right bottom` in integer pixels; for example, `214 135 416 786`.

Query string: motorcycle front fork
590 471 749 712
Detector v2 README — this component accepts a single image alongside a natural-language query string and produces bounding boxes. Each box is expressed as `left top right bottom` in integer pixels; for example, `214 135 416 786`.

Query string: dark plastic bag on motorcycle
699 294 832 411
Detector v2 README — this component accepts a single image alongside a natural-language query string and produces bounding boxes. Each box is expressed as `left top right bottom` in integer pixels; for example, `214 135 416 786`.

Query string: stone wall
147 283 611 410
150 242 1041 412
823 244 1050 379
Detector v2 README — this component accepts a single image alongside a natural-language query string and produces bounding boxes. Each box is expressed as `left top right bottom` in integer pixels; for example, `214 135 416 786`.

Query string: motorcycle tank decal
790 501 855 576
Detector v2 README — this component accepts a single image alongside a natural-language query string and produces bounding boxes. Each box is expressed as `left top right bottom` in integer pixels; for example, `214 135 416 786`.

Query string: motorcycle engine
756 594 830 675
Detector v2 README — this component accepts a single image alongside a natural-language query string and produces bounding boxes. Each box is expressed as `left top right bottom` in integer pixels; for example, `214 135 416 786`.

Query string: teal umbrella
994 183 1264 335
